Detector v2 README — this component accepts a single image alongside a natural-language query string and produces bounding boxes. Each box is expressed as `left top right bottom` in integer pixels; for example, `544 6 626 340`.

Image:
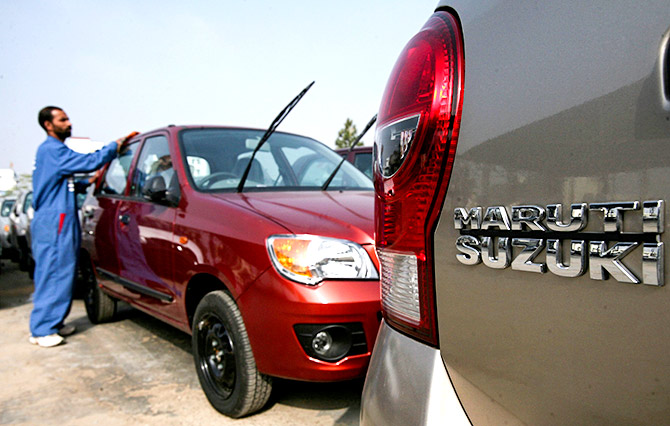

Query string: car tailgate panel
436 1 670 424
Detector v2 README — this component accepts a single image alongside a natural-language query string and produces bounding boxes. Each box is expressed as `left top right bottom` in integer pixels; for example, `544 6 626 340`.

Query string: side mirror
143 175 167 202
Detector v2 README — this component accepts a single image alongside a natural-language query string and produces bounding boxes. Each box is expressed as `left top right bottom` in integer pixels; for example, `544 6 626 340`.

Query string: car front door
115 134 180 320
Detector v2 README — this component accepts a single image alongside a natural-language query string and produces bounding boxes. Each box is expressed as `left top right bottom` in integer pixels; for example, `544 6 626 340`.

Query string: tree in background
335 118 361 149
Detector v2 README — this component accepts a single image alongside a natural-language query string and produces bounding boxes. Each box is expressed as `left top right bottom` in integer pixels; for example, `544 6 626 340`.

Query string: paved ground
0 260 362 425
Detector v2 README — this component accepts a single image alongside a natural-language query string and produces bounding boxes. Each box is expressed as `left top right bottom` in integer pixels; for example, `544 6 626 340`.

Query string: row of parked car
0 190 34 275
0 144 373 278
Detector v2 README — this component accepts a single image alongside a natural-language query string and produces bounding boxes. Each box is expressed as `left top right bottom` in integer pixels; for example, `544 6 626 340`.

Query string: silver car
9 190 33 272
0 197 16 259
362 1 670 425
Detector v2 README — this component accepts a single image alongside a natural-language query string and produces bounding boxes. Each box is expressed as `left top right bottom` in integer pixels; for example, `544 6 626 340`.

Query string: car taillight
374 10 464 347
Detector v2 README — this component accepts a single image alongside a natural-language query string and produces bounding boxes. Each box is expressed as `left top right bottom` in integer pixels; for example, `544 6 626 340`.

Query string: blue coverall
30 136 118 337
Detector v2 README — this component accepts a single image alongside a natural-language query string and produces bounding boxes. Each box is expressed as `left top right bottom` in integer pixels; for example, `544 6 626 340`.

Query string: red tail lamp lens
374 11 464 346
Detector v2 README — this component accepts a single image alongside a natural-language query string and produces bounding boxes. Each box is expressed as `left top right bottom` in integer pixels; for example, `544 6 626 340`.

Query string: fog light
294 324 366 362
312 331 333 356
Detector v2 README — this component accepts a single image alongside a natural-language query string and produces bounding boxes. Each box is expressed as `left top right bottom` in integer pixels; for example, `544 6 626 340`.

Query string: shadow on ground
123 304 363 422
0 259 363 424
0 260 34 310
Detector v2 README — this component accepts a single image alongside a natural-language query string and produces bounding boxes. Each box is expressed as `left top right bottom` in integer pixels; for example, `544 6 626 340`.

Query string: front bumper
360 321 470 426
0 229 12 249
237 267 381 381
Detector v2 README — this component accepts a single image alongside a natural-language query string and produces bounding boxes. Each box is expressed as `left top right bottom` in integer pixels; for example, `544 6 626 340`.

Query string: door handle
118 214 130 225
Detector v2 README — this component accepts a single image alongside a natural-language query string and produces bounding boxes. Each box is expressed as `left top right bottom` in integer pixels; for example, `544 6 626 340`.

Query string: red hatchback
80 125 380 418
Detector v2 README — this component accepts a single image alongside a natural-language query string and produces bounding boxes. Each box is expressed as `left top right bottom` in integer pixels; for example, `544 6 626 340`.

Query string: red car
80 125 380 418
336 146 373 180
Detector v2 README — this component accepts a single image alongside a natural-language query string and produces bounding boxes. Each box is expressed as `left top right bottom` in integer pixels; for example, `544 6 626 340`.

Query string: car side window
354 152 373 179
100 142 138 195
131 135 178 202
1 200 13 217
23 193 32 213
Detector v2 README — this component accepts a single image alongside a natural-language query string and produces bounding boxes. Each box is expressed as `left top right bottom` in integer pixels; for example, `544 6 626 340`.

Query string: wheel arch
185 273 233 329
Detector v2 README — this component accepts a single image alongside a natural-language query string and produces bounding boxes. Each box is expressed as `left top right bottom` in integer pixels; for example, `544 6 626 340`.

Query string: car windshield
180 128 373 192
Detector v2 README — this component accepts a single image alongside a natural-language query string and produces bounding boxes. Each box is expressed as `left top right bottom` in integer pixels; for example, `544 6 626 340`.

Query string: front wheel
192 291 272 418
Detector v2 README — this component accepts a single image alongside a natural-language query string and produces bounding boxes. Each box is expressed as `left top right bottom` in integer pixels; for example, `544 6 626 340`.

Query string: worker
29 105 130 347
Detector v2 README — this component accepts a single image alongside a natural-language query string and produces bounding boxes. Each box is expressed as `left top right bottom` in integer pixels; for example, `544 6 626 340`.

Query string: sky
1 0 440 175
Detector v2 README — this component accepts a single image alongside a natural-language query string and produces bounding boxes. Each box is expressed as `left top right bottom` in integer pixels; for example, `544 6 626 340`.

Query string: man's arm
54 131 138 176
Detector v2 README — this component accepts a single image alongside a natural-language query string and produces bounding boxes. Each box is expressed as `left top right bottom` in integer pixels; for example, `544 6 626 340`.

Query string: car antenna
321 113 377 191
237 81 315 192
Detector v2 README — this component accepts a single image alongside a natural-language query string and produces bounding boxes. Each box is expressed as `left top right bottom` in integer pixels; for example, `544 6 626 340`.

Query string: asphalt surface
0 259 362 425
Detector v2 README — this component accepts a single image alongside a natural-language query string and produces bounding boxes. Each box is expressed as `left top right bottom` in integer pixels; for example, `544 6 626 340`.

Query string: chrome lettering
642 243 664 286
546 239 586 278
511 238 546 273
455 235 481 265
590 201 640 233
511 206 546 232
643 200 664 234
481 206 511 231
454 207 482 230
589 241 640 283
481 237 511 269
546 203 587 232
453 200 665 287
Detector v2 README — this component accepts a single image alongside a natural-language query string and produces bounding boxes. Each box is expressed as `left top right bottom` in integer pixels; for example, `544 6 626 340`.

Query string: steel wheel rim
197 314 236 399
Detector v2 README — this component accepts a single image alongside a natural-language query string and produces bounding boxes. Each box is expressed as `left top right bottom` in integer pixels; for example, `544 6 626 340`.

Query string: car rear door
88 141 139 297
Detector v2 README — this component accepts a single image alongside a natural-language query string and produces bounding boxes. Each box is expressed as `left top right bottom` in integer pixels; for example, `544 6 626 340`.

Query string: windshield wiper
321 114 377 191
237 81 315 192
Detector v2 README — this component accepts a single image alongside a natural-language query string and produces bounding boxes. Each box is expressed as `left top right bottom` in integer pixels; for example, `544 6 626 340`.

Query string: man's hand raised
116 131 140 153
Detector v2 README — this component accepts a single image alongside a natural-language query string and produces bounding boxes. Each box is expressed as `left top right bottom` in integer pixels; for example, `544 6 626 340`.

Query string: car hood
214 190 375 245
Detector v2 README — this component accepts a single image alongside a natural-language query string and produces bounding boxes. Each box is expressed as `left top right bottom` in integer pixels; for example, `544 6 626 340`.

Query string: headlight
267 234 378 285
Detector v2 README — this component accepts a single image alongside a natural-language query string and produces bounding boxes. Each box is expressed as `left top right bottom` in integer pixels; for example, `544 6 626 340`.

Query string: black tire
17 238 29 272
192 291 272 418
81 257 116 323
27 255 34 280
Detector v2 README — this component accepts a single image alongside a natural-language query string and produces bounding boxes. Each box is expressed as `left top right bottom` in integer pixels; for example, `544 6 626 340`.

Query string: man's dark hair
38 106 63 131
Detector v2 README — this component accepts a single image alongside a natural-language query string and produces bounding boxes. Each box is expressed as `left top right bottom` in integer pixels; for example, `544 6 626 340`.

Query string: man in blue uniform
29 106 127 347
